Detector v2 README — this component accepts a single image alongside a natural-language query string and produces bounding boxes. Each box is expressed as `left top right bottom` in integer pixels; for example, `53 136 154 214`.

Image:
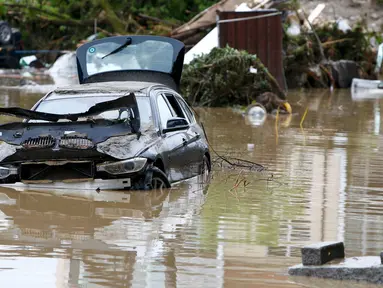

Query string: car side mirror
163 117 189 133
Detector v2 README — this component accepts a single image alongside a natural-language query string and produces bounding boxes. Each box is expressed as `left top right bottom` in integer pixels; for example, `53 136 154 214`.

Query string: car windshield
86 40 174 77
32 95 153 125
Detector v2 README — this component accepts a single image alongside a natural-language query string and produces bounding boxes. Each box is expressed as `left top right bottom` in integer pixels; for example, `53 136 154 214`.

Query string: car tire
139 166 171 191
0 22 12 45
150 166 171 190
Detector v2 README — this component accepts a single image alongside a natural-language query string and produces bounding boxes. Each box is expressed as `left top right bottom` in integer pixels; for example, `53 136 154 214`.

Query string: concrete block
301 241 345 266
289 256 383 284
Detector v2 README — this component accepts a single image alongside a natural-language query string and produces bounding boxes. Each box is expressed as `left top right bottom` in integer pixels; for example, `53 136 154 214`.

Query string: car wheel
151 174 167 189
0 22 12 45
142 166 171 191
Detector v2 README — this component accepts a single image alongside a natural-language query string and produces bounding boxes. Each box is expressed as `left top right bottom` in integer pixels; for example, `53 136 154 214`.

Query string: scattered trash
245 103 267 126
336 18 352 33
247 143 255 151
329 60 359 88
351 78 383 101
375 43 383 75
286 17 301 36
19 55 45 69
249 66 258 74
304 3 326 29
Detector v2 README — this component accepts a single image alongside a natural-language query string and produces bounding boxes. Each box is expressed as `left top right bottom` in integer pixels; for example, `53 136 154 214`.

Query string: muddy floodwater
0 86 382 288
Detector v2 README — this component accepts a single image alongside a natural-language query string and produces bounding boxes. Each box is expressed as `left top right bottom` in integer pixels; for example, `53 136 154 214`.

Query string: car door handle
182 138 187 145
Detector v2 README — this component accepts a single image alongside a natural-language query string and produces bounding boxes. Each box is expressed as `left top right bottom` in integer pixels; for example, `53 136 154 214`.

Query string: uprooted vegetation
181 46 286 107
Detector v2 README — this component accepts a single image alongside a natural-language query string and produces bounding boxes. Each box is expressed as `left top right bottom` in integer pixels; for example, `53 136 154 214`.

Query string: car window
85 40 174 76
163 93 187 120
157 94 174 129
176 97 195 123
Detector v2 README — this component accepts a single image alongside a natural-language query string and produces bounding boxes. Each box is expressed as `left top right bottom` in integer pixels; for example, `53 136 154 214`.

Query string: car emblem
88 47 96 53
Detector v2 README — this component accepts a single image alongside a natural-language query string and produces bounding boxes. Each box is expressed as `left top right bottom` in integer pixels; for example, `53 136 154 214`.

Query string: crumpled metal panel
96 124 158 160
0 142 20 162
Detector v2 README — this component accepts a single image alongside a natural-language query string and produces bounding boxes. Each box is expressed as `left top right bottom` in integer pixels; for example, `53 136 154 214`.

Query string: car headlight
97 157 147 175
0 142 19 162
0 166 18 179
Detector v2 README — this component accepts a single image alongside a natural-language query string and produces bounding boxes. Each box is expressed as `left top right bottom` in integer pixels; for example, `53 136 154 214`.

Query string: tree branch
137 13 178 27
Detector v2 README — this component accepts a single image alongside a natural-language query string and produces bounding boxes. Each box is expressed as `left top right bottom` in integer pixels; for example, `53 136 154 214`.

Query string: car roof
44 81 170 100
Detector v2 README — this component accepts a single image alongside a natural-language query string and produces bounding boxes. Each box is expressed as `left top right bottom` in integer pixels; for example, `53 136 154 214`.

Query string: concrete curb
288 242 383 284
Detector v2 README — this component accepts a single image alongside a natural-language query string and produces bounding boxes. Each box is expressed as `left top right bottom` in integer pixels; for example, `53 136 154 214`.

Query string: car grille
21 136 94 150
22 136 55 149
59 136 94 150
20 161 94 181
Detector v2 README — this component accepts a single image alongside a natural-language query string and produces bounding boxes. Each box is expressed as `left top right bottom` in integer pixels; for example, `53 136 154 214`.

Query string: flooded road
0 87 382 287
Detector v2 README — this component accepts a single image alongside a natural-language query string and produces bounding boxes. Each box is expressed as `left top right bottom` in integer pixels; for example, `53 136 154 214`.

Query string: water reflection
0 177 209 287
0 88 383 286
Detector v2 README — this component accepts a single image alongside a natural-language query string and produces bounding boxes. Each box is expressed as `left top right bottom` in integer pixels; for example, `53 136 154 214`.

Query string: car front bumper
1 177 133 191
0 157 153 190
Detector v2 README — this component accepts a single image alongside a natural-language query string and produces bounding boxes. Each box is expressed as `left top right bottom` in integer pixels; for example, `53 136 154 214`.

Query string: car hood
0 93 155 162
0 92 140 125
76 35 185 90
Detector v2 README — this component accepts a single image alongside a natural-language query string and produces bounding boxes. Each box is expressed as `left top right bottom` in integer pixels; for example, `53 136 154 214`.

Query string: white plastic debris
19 55 37 67
249 66 258 74
247 143 255 151
375 43 383 74
287 22 301 36
246 104 267 126
337 19 351 33
304 3 326 29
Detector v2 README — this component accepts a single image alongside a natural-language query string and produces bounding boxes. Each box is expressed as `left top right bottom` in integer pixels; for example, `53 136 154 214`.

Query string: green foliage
131 0 216 23
0 0 217 51
181 46 272 107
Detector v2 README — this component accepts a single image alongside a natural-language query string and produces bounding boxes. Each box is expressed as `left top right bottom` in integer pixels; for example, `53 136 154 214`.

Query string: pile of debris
283 11 379 89
179 0 383 94
181 46 287 109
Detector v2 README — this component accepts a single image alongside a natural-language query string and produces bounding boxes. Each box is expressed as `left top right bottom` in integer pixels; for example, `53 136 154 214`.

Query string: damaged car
0 35 211 190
